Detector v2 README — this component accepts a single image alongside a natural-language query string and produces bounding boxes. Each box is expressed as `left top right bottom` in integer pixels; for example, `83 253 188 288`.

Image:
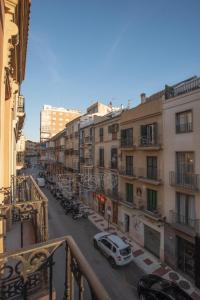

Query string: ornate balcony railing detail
84 136 93 144
170 211 200 235
0 236 110 300
119 167 136 178
169 171 200 191
0 176 48 244
165 76 200 100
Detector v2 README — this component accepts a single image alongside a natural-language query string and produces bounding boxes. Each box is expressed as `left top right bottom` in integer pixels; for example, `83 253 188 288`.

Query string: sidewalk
84 206 200 300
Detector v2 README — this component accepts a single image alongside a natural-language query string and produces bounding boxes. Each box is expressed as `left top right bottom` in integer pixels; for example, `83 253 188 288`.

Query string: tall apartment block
40 105 81 142
163 76 200 287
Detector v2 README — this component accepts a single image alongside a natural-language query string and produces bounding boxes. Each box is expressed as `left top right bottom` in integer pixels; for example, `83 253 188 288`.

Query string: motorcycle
72 210 89 220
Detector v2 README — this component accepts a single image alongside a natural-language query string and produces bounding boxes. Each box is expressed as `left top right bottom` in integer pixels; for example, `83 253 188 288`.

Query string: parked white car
93 232 133 267
36 177 45 187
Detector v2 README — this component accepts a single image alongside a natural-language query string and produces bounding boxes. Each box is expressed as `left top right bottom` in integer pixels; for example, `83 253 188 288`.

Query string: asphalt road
26 166 144 299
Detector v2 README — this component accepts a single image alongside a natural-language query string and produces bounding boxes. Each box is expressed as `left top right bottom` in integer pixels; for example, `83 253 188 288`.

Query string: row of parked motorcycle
46 182 89 220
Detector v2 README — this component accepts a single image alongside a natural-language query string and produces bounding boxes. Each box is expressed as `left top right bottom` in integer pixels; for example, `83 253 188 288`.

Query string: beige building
40 104 80 142
93 111 121 222
79 102 118 204
0 0 30 252
163 76 200 285
118 92 164 259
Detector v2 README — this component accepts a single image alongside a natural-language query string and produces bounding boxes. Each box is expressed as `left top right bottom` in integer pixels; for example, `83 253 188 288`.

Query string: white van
36 177 45 187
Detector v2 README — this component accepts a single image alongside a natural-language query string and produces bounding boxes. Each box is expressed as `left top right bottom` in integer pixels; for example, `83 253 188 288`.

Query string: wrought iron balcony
138 135 162 149
0 236 110 300
84 136 93 144
169 171 200 191
165 76 200 100
176 122 193 134
84 158 93 166
121 138 135 149
170 211 200 236
138 168 162 185
119 167 136 178
0 175 48 249
142 209 162 221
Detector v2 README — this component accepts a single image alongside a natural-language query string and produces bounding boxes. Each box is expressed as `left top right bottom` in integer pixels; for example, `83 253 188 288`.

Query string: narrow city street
28 166 144 299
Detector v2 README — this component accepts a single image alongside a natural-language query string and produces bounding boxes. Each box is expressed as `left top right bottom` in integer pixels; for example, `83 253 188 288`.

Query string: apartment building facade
65 116 80 198
79 102 118 205
163 76 200 286
40 104 80 142
0 0 31 252
119 93 164 259
93 112 121 223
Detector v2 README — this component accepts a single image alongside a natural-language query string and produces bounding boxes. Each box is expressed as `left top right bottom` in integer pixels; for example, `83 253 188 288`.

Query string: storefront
144 225 160 258
94 193 107 216
177 236 195 279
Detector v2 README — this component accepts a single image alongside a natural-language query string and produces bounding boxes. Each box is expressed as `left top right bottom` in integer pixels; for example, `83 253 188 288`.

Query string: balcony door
141 123 157 145
176 152 194 186
176 192 195 228
126 156 133 176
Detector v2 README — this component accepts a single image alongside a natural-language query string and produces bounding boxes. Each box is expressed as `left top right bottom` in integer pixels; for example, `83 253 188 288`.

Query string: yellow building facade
0 0 31 252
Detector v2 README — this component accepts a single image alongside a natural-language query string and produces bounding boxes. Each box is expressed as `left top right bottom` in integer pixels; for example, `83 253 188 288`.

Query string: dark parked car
137 274 193 300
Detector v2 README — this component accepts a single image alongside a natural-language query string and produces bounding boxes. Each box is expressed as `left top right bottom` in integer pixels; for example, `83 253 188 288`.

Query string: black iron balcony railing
85 158 93 166
142 208 162 220
176 122 193 134
0 236 110 300
84 136 93 144
119 167 136 177
138 168 162 184
165 77 200 100
121 138 134 148
169 171 200 191
170 211 200 234
138 135 161 147
0 176 48 246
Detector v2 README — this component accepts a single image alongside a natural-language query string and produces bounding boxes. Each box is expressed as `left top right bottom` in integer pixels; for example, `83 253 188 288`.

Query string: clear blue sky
22 0 200 141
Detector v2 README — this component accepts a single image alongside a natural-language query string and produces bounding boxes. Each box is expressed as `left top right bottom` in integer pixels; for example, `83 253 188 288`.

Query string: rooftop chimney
141 93 146 103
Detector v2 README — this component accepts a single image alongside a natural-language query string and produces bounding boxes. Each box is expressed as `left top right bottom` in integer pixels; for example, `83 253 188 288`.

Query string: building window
111 174 118 195
147 157 157 180
176 152 194 186
126 156 133 176
111 148 118 169
126 183 133 203
176 110 193 133
140 123 157 145
99 173 104 191
99 128 104 142
147 189 157 212
121 128 133 147
176 192 195 227
99 148 104 167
